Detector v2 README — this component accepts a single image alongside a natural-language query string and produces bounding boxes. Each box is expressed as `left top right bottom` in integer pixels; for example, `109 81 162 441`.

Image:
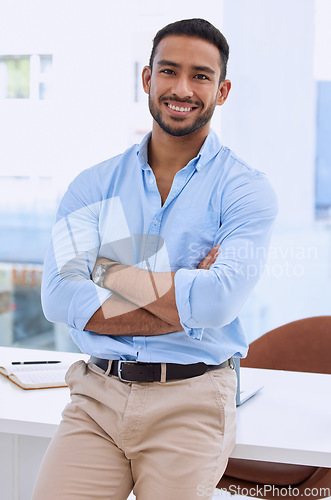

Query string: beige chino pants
32 359 237 500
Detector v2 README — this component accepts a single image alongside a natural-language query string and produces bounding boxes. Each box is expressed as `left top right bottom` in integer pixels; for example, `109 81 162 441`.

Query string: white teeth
168 103 192 112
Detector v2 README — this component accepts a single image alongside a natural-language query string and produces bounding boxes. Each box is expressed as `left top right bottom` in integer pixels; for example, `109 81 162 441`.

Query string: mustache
160 96 202 107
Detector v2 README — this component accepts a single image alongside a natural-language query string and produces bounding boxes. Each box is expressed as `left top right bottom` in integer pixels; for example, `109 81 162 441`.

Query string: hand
198 245 220 270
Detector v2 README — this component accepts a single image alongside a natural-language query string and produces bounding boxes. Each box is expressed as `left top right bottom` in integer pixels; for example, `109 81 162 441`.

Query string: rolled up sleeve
174 171 278 339
42 242 112 330
174 269 204 340
41 169 112 330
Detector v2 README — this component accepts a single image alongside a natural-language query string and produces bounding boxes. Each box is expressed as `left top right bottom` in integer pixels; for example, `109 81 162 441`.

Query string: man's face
142 35 230 137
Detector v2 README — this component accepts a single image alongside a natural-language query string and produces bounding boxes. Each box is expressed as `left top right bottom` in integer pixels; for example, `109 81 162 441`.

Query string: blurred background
0 0 330 353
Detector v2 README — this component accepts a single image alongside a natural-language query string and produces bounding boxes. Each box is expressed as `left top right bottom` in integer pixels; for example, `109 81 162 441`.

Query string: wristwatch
92 262 116 288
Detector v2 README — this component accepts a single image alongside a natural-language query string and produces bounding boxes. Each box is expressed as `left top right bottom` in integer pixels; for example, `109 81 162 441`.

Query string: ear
142 66 152 95
216 79 231 106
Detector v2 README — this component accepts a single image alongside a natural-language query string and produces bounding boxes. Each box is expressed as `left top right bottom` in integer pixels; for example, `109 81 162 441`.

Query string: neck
148 122 210 174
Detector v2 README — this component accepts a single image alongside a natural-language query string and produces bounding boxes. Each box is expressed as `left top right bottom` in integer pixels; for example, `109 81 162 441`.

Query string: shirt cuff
67 280 112 331
174 268 204 341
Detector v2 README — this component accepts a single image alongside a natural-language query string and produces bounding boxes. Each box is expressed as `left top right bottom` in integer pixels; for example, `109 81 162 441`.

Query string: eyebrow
157 59 216 76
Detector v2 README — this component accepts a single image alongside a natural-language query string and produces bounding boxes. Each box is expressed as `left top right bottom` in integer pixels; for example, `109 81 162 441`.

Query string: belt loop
104 360 113 376
160 363 167 383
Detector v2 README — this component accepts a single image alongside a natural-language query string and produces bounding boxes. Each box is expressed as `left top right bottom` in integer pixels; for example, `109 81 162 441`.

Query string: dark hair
149 18 229 82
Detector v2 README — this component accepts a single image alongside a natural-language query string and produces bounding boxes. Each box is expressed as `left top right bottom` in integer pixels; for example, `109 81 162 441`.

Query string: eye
161 69 175 75
194 74 209 80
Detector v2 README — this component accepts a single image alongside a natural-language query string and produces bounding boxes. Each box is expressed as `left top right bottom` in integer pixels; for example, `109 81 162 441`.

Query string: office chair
216 316 331 499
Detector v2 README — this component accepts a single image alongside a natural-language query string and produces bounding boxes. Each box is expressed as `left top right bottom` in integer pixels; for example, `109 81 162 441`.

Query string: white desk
233 367 331 468
0 347 89 500
1 346 331 500
0 347 89 438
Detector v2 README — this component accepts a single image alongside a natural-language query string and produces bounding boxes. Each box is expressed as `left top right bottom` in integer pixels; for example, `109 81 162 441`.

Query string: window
0 56 30 98
0 177 69 351
0 54 53 100
39 55 53 100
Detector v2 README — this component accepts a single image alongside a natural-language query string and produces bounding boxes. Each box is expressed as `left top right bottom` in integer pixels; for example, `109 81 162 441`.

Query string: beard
148 92 217 137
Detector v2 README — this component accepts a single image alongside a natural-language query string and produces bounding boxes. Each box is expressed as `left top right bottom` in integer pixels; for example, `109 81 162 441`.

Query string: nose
171 75 193 99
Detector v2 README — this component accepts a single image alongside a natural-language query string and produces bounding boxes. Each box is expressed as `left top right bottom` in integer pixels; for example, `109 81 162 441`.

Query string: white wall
314 0 331 80
0 0 224 185
0 0 320 216
221 0 316 227
0 0 133 183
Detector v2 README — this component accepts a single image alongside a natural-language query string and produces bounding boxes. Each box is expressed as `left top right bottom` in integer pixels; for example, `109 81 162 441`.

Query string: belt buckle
118 360 136 382
229 357 235 370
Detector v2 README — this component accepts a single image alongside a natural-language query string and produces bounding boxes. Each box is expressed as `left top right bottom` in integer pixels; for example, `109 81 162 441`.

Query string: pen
12 361 62 365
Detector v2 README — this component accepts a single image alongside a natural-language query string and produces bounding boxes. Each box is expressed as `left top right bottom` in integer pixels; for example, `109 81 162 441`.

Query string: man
33 18 277 500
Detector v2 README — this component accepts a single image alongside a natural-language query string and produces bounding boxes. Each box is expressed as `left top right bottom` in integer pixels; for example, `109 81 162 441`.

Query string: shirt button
137 345 142 350
149 178 154 184
153 219 158 225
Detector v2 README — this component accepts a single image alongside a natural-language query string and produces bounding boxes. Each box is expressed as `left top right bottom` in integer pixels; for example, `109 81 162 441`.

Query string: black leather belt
90 356 234 383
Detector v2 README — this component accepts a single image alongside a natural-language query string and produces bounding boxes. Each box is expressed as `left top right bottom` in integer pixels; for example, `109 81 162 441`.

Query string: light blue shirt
41 130 277 365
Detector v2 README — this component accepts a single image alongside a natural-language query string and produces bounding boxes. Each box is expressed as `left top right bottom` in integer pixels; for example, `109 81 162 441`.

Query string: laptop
234 357 264 406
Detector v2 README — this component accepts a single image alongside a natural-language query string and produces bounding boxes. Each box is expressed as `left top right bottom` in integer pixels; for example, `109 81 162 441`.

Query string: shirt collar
136 132 152 169
195 129 222 170
136 129 222 171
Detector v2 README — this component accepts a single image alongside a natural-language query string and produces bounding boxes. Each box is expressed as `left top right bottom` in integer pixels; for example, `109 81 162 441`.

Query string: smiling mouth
164 101 199 114
167 103 194 112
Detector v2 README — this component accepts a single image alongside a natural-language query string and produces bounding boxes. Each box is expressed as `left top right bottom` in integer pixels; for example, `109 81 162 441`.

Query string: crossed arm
84 245 220 336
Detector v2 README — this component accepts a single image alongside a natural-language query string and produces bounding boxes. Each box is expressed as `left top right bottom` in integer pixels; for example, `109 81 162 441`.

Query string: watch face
93 264 103 285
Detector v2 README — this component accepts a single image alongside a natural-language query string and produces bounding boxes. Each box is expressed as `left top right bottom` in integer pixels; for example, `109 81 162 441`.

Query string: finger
207 251 220 267
198 247 220 270
210 244 220 255
198 251 218 269
202 247 217 260
197 245 220 267
205 246 219 259
205 246 220 261
212 251 220 262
